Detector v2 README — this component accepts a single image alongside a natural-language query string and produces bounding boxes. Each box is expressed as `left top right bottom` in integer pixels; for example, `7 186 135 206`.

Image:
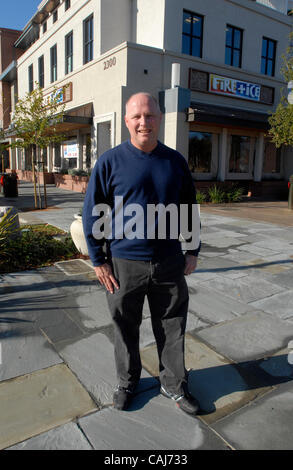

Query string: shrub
208 185 226 203
196 190 207 204
0 230 78 273
225 184 244 202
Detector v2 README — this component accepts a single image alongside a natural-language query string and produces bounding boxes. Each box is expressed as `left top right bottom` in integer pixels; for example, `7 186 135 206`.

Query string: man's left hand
184 254 198 275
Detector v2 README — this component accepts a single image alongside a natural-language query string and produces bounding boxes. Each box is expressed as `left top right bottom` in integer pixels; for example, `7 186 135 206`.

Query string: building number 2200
104 57 116 70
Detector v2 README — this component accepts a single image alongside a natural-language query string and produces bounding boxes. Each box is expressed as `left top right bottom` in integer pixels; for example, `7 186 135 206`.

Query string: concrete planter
54 173 89 193
70 214 88 255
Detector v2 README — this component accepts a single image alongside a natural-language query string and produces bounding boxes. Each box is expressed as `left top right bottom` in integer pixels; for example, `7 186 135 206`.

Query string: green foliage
208 185 226 203
197 184 244 204
11 83 66 151
0 209 18 255
268 31 293 148
196 190 207 204
0 225 78 273
225 183 244 202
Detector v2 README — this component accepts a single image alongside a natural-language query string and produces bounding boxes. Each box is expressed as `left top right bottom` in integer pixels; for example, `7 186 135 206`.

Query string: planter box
54 173 89 193
10 169 55 184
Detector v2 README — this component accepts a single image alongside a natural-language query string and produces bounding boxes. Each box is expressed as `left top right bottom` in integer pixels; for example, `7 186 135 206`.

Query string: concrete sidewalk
0 181 293 450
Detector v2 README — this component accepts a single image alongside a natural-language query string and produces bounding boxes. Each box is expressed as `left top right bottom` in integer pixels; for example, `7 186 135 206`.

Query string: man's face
124 94 162 153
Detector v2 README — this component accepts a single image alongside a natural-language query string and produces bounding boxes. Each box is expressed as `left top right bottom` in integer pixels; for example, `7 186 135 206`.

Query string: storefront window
229 135 250 173
63 138 78 169
263 140 281 173
188 131 212 173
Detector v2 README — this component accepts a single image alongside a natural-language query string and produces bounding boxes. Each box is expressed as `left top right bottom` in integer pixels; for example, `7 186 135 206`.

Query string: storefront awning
187 102 270 130
48 115 93 133
5 115 93 138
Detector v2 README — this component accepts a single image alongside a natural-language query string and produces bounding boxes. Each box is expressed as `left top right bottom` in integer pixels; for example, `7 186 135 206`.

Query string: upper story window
53 9 58 23
65 31 73 74
83 14 93 64
38 55 44 88
50 44 57 82
65 0 71 11
225 25 243 68
261 37 276 76
28 64 34 93
182 10 203 58
42 21 47 34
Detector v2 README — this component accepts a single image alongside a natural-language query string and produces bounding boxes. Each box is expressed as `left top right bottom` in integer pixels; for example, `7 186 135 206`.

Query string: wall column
254 132 264 182
218 128 227 181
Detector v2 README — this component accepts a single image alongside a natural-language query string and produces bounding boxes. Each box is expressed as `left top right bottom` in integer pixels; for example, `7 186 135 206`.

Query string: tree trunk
31 146 38 209
41 149 47 209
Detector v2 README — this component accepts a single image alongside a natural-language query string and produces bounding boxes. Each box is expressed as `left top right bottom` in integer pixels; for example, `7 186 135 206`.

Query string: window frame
38 55 44 88
28 64 34 93
65 31 73 75
261 37 276 77
50 44 57 83
225 24 243 68
182 9 204 58
52 9 58 23
83 14 94 64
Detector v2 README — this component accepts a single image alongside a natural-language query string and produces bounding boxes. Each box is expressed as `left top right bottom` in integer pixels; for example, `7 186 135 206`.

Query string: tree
12 83 66 208
268 32 293 148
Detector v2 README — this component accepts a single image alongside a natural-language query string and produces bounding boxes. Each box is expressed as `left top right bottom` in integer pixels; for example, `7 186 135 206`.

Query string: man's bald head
124 92 162 153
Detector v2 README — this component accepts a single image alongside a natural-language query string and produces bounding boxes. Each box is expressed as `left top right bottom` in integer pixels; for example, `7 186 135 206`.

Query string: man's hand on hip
184 254 198 276
94 263 119 294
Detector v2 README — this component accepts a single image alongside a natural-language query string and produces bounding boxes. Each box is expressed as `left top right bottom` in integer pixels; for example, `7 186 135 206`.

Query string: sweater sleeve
82 156 110 266
179 157 201 257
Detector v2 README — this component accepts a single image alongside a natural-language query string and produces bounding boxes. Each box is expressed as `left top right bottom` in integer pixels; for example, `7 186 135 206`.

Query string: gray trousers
106 253 189 395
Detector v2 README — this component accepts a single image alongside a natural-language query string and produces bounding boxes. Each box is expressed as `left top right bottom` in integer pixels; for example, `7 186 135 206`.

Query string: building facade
1 0 293 195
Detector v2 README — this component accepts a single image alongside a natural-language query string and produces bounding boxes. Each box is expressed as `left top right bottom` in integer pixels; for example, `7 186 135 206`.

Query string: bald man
83 92 200 415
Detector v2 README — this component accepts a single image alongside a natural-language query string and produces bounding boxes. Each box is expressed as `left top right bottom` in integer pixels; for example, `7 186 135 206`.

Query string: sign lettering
209 74 261 102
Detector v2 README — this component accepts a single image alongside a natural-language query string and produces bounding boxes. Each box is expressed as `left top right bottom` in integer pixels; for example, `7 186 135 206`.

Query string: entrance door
227 134 255 179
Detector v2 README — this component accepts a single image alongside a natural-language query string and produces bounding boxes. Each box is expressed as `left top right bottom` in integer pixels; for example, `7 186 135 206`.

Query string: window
42 21 47 34
38 55 44 88
50 44 57 82
28 64 33 93
263 139 281 173
65 31 73 74
225 25 243 68
189 132 212 173
83 14 93 64
229 135 250 173
261 37 276 76
182 10 203 57
65 0 71 11
53 9 58 23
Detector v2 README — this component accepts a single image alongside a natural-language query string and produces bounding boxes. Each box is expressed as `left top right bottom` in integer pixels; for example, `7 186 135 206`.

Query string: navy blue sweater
82 140 200 266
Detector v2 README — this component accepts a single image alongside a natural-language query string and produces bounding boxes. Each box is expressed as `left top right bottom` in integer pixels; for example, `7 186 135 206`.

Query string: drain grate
55 259 94 275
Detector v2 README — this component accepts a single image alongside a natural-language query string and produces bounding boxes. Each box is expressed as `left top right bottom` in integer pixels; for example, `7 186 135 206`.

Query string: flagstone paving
1 186 293 449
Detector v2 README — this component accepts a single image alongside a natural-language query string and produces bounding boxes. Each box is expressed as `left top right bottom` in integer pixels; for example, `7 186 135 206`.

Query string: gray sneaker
160 385 200 415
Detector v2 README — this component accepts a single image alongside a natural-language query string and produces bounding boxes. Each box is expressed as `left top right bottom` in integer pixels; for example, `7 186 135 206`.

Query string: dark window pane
192 16 202 37
267 40 275 59
182 34 190 54
188 132 212 173
261 38 268 57
232 49 241 67
263 141 281 173
233 29 241 49
229 136 250 173
226 27 232 47
267 59 273 76
225 47 232 65
183 11 192 34
192 37 201 57
261 57 267 74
